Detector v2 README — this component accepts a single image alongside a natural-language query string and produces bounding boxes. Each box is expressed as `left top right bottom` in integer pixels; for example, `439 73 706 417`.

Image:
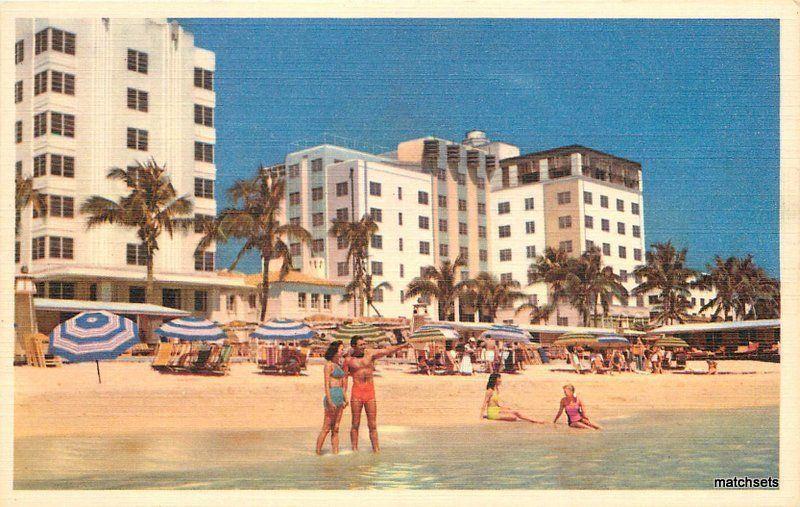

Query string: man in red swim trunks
344 335 411 452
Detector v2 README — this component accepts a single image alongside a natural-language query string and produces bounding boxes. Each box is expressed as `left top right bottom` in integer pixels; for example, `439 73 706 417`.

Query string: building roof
242 271 345 288
651 319 780 334
502 144 642 167
34 298 190 317
424 320 645 336
33 266 250 288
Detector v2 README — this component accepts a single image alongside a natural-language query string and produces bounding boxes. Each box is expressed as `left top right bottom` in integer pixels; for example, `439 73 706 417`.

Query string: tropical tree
566 247 628 326
523 247 575 323
15 173 45 234
466 272 527 323
328 213 379 317
197 164 311 321
632 241 697 325
82 160 194 304
342 273 392 317
697 255 780 321
405 255 471 321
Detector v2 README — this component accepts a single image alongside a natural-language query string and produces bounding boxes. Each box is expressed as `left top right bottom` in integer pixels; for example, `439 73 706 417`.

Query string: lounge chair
151 342 174 371
194 347 212 369
415 350 432 374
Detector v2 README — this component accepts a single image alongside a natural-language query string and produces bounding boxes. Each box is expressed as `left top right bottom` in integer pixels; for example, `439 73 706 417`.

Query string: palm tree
81 160 194 304
405 255 471 321
697 255 780 321
198 164 311 322
467 272 527 323
15 173 45 234
567 247 628 326
343 273 392 317
632 241 697 325
524 247 575 324
328 213 379 317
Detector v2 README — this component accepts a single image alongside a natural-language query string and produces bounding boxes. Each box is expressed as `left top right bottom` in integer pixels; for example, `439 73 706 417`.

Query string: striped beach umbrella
554 332 629 348
597 334 630 348
654 335 689 348
409 327 456 344
49 311 140 383
251 319 315 341
331 322 386 343
154 316 226 342
479 324 531 342
418 324 460 341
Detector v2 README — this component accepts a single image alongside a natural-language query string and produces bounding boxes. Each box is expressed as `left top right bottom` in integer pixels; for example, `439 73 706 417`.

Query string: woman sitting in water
315 340 349 455
480 373 544 423
553 384 601 430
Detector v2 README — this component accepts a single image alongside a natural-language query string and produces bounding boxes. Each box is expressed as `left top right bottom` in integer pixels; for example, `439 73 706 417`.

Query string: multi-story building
13 18 247 325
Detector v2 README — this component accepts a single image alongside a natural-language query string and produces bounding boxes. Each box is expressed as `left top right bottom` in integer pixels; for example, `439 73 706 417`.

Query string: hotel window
601 219 610 232
50 112 75 137
632 202 640 215
162 288 182 309
632 225 641 238
336 208 348 221
51 28 76 54
636 295 645 307
49 236 74 259
51 71 75 95
289 242 301 256
498 202 510 214
49 195 74 218
33 72 46 95
419 216 430 229
323 294 331 309
620 270 628 282
437 169 446 181
600 195 609 208
371 235 383 249
500 273 513 284
616 199 625 212
127 128 148 150
336 236 347 250
419 241 430 255
32 237 46 260
194 214 214 233
289 164 300 178
526 245 537 258
15 242 20 264
129 286 146 303
16 160 22 178
617 222 625 235
619 246 627 258
585 216 594 229
439 244 448 257
374 288 384 303
460 247 469 260
311 158 323 172
557 316 569 326
457 173 466 185
458 199 467 212
194 141 214 162
478 225 486 238
335 181 348 196
289 217 300 226
35 29 48 54
15 40 24 63
298 293 307 308
398 212 403 225
500 249 512 262
399 264 405 278
16 121 22 143
700 298 706 307
369 181 381 196
602 243 611 256
477 176 485 189
34 154 47 177
397 187 402 200
524 197 535 210
48 282 76 300
194 291 208 312
126 88 149 112
498 225 511 238
194 251 215 271
127 49 148 73
586 240 594 251
459 222 467 235
88 284 98 301
194 67 214 90
371 261 383 275
557 191 571 204
311 239 325 253
312 212 324 226
477 202 486 215
479 249 488 262
634 248 642 261
634 274 642 284
194 104 213 126
648 295 660 305
312 187 324 201
559 240 573 253
418 191 429 205
34 113 47 137
126 243 147 265
288 192 300 205
438 195 447 207
691 297 697 307
337 262 349 276
526 221 536 234
584 191 593 205
194 178 214 199
558 216 572 229
439 219 448 232
226 295 236 312
15 80 22 103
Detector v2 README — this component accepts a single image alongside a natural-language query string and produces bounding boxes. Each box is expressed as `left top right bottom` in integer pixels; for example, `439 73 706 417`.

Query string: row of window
497 193 640 216
34 28 76 56
32 153 75 177
583 191 640 215
33 111 75 138
584 216 642 237
297 292 333 309
31 236 73 260
31 194 74 219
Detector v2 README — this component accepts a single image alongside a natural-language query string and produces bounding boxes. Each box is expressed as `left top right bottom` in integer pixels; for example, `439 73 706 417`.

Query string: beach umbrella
409 327 456 344
154 316 227 342
553 333 629 348
49 311 140 383
596 335 630 348
251 319 315 341
479 324 531 342
331 322 387 343
654 335 689 348
418 324 460 341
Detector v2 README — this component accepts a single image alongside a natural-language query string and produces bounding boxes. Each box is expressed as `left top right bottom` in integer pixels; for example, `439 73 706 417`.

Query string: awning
34 298 190 317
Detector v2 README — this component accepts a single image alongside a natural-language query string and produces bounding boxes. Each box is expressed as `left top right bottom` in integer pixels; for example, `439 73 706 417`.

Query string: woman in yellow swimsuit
480 373 543 423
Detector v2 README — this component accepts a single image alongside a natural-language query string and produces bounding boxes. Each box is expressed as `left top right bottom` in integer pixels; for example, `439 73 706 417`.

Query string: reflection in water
15 407 777 490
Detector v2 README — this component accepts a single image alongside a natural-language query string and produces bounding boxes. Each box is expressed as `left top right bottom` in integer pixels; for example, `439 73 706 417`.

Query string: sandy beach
14 359 779 439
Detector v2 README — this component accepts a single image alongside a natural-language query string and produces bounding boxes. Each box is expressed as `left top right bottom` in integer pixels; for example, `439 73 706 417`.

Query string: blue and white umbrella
597 335 630 347
49 311 140 383
155 316 226 342
251 319 315 341
479 324 531 342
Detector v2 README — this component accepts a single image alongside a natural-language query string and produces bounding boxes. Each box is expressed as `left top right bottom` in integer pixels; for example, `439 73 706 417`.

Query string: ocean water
15 406 777 489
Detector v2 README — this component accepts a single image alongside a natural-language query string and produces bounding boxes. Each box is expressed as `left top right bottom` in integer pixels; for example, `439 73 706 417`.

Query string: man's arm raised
369 342 411 361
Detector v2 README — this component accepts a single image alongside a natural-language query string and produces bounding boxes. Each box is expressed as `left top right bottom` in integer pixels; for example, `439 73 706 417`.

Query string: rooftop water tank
462 130 489 146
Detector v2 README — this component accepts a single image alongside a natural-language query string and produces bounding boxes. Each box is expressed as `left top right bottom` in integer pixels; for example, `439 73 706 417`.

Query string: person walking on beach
632 338 645 371
480 373 544 423
553 384 602 430
316 341 348 455
345 335 411 453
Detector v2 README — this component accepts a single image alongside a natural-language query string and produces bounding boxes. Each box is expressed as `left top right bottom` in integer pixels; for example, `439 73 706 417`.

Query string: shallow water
15 406 777 489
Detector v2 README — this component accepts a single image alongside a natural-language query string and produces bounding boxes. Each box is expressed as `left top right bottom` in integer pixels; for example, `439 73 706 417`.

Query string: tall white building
14 18 248 324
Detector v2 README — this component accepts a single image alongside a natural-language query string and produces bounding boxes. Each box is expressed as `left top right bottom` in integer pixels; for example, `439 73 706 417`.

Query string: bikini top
331 363 346 379
489 390 500 405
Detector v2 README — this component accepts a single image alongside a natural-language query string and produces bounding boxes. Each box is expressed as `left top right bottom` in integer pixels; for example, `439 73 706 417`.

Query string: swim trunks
351 381 376 402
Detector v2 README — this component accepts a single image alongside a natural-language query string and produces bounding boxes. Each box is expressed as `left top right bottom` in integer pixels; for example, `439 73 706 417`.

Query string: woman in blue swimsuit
316 340 349 454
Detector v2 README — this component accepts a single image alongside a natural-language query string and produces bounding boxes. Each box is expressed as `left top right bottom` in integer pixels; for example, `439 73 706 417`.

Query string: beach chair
193 347 212 370
415 349 432 374
151 342 174 371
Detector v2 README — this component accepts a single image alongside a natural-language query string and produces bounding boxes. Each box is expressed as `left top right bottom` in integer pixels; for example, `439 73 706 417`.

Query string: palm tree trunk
145 249 155 305
259 251 271 322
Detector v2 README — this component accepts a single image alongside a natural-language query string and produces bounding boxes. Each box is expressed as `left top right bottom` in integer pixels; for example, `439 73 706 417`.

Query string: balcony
518 172 540 184
548 166 571 179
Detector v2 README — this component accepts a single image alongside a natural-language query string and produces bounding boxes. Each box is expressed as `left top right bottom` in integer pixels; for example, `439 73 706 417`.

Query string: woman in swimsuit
315 340 349 454
480 373 544 423
553 384 601 430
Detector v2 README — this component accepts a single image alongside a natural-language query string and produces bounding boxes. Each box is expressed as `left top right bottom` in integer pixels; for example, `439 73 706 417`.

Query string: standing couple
315 336 411 455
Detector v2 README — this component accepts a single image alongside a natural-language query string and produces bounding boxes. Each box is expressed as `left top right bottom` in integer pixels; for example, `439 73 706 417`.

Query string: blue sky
177 18 780 277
